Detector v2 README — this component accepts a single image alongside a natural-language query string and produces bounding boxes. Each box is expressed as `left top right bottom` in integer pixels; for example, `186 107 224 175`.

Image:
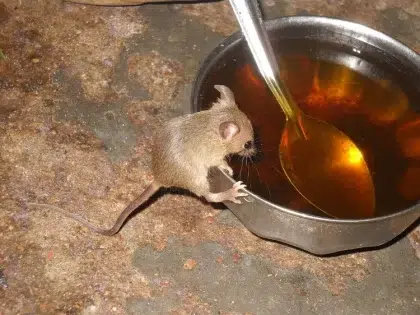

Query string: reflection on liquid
397 115 420 159
343 145 364 166
281 114 374 218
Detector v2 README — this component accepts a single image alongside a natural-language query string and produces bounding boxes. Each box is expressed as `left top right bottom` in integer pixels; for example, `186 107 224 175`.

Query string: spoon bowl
281 114 375 218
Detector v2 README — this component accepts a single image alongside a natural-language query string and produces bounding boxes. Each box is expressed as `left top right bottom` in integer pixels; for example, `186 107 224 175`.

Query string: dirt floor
0 0 419 314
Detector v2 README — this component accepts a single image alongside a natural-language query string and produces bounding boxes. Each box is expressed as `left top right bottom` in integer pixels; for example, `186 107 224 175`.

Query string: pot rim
191 15 420 224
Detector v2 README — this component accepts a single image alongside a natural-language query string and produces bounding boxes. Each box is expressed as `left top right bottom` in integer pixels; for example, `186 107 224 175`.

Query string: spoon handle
229 0 300 122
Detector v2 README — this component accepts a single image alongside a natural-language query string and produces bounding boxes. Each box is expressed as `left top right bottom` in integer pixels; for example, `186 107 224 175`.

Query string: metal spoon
229 0 375 218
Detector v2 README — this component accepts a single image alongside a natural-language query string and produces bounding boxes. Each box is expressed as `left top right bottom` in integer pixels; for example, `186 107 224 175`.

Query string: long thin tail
28 182 161 236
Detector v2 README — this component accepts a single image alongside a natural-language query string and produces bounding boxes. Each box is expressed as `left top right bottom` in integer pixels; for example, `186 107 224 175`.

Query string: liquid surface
199 38 420 218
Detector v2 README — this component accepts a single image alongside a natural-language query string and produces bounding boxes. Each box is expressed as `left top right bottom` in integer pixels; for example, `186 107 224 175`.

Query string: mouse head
213 85 256 157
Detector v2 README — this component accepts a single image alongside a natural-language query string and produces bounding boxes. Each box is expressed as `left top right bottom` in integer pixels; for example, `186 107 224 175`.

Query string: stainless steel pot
191 16 420 255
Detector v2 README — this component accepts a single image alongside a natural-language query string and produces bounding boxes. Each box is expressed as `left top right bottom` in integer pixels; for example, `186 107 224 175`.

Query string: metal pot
191 16 420 255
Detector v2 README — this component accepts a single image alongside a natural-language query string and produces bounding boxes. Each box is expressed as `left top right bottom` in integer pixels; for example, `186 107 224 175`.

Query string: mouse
28 85 256 236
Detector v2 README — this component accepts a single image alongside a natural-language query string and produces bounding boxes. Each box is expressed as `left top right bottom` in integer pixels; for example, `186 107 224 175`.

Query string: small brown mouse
30 85 255 236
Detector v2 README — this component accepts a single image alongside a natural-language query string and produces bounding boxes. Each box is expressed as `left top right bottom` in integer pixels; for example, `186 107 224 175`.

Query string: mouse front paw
226 181 248 204
204 181 248 204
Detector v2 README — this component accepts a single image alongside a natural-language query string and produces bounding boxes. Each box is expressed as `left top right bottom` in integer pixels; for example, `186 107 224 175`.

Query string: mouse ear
219 121 240 141
213 85 237 108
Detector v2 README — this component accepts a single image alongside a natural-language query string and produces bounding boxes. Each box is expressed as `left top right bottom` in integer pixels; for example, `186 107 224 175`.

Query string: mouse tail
27 182 161 236
98 182 161 235
28 202 113 234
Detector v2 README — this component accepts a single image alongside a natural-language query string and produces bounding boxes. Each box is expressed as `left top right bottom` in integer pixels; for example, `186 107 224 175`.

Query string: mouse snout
244 140 253 150
239 140 256 157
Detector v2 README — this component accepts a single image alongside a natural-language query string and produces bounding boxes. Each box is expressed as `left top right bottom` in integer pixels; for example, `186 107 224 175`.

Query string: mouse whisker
266 183 272 198
268 163 284 176
239 155 245 180
258 142 274 153
246 156 251 188
262 148 276 153
254 163 262 182
259 169 272 199
253 163 264 191
251 162 272 199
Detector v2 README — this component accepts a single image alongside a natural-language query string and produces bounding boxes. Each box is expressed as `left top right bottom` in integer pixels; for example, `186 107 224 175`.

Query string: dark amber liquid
198 38 420 218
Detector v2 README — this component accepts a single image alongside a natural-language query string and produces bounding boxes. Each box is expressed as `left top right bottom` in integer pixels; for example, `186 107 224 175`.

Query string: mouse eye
244 141 253 149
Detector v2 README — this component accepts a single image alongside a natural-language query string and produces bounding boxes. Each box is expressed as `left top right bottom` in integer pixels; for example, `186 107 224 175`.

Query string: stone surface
0 0 419 314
